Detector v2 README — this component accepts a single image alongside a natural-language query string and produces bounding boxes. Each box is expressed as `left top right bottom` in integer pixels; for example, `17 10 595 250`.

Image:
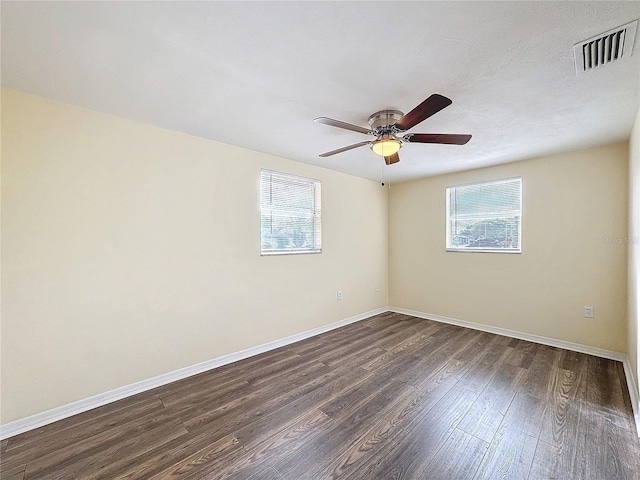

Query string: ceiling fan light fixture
316 94 471 161
371 135 401 157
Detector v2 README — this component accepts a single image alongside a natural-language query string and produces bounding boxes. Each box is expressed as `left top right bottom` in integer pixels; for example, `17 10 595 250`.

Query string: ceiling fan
314 94 471 165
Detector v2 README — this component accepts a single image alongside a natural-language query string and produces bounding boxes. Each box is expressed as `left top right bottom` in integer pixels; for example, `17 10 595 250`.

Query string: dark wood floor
1 312 639 479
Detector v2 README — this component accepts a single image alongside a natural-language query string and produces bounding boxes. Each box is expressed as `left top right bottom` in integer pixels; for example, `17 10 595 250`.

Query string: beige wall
1 87 634 428
389 143 629 353
629 108 640 401
0 89 388 423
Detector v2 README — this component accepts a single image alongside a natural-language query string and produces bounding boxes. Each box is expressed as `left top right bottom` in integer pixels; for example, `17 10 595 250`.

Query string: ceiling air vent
573 20 638 74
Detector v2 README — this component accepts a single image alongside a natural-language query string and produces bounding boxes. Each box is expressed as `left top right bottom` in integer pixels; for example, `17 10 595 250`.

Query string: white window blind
260 169 322 255
446 177 522 252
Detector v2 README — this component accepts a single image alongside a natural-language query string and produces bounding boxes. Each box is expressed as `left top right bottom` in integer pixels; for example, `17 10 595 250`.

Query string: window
446 177 522 253
260 169 322 255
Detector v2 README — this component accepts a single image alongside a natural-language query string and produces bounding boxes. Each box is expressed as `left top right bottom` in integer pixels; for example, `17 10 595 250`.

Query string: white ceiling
2 1 639 183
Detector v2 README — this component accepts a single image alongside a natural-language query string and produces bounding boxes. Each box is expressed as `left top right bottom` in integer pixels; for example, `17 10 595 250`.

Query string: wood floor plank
149 364 250 400
2 313 637 480
1 398 168 470
274 381 420 479
457 399 505 444
492 333 520 348
505 340 540 369
457 362 527 443
360 338 433 374
313 344 387 370
244 467 285 480
364 319 433 352
295 314 405 356
423 428 489 479
528 439 568 480
427 322 465 338
586 356 637 432
2 472 26 480
302 360 471 479
362 311 409 329
3 395 163 455
396 329 478 387
577 382 640 480
384 321 442 356
178 361 339 432
473 423 537 480
558 348 589 375
78 421 193 480
284 336 331 356
163 348 297 392
456 344 513 393
220 409 333 479
221 347 301 372
531 371 587 480
24 418 188 480
277 360 469 479
519 343 562 401
0 462 27 480
244 357 327 389
539 368 582 447
207 463 286 480
98 422 243 479
595 412 640 480
387 358 472 425
318 377 414 422
347 385 478 479
615 361 635 415
151 433 244 480
360 342 435 384
455 331 497 363
233 369 372 451
501 391 547 438
286 325 377 358
159 377 254 410
481 335 517 364
309 417 400 479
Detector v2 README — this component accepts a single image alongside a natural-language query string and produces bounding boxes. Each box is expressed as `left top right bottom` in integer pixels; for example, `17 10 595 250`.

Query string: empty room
1 1 640 479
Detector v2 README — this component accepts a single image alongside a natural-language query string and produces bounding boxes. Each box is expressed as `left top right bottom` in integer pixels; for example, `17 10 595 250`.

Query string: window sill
261 249 322 256
446 248 521 254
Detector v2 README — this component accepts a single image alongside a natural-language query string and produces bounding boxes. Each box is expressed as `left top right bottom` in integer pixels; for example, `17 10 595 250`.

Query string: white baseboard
389 306 640 437
3 305 639 440
0 307 387 440
620 356 640 437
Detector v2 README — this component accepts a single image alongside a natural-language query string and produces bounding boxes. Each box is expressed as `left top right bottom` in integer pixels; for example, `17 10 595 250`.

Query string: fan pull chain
380 158 390 189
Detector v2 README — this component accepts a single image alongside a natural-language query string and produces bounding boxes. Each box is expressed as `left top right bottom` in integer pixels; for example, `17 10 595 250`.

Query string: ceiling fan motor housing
368 110 404 135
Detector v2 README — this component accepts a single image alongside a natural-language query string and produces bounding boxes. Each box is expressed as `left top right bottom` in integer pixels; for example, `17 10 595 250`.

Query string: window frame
445 177 522 254
260 169 322 256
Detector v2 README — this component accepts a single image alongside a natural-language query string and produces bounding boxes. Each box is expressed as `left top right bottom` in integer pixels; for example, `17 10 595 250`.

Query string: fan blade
404 133 472 145
384 153 400 165
314 117 372 135
394 94 452 131
319 141 371 157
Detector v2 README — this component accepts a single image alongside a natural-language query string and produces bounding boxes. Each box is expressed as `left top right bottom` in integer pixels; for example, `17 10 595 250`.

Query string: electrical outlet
375 283 380 292
337 290 342 300
584 306 594 318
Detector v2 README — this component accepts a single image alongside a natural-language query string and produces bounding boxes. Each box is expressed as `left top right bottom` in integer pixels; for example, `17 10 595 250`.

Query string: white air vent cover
573 20 638 74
